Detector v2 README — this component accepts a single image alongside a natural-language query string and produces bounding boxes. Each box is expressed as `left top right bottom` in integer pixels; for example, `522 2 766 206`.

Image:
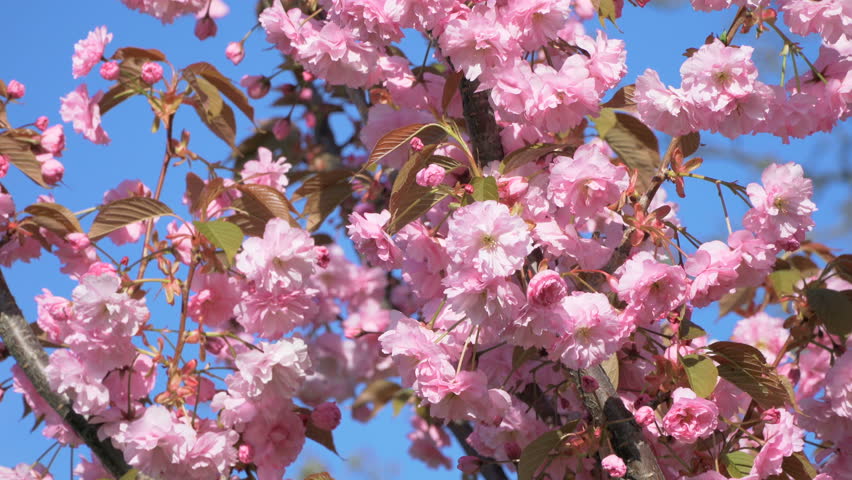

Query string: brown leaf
99 82 137 115
233 183 299 227
805 288 852 337
500 143 572 175
89 197 174 240
601 84 636 112
184 70 237 147
718 287 756 318
195 177 227 220
184 62 254 121
23 203 83 236
596 110 660 192
184 172 206 215
708 341 791 409
353 379 402 420
111 47 167 62
678 132 701 157
0 136 48 187
441 70 464 113
367 123 447 166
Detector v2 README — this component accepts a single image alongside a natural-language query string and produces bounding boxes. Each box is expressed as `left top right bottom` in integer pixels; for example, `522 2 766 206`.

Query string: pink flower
232 338 312 399
750 409 804 478
684 241 741 308
779 0 851 45
731 312 788 365
72 26 112 79
50 232 98 277
445 200 532 281
602 454 627 477
0 463 54 480
120 0 209 24
240 75 271 99
347 210 402 269
825 349 852 419
416 164 445 187
187 272 240 327
0 155 8 178
236 218 317 291
616 251 688 324
240 147 291 190
743 162 816 251
526 269 568 308
141 62 164 84
311 401 341 430
45 349 109 415
438 5 519 82
225 41 245 65
245 406 305 480
59 84 110 144
662 387 719 443
634 69 693 136
6 79 25 99
408 416 452 469
99 61 120 81
35 116 49 130
194 16 217 40
39 125 65 156
548 142 629 220
549 292 630 369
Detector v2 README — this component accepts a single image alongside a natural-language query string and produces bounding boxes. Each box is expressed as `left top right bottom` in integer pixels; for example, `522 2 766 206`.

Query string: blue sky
0 1 849 479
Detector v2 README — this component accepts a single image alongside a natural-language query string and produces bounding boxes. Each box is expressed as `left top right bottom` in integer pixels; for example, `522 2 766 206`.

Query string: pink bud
0 155 9 179
497 176 529 204
527 270 568 307
298 88 313 101
415 164 445 187
141 62 164 85
761 408 781 424
311 402 342 431
409 136 425 152
84 261 117 277
634 406 655 426
194 16 218 40
457 456 482 474
225 42 245 65
40 125 65 156
302 71 315 82
204 336 226 355
273 118 291 140
38 155 64 185
304 111 316 128
602 454 627 477
7 80 25 99
35 116 49 131
100 61 120 81
463 183 474 195
352 404 372 423
239 75 270 99
315 245 330 269
504 442 522 460
581 375 599 392
238 444 254 463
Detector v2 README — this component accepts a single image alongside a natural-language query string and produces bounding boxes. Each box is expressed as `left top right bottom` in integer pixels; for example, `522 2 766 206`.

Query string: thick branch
459 78 504 166
0 269 141 480
447 421 509 480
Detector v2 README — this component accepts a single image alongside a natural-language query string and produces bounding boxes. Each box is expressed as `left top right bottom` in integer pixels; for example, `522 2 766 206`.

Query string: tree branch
459 78 504 167
0 269 145 480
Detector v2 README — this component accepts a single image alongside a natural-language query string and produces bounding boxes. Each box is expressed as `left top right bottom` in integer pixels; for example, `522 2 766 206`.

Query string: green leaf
769 269 803 297
680 354 718 398
304 473 335 480
595 0 618 27
679 315 708 340
594 110 660 193
471 176 499 202
23 203 83 236
805 288 852 337
367 123 447 166
722 451 755 478
500 144 570 175
0 136 48 187
518 429 562 480
193 220 244 266
89 197 174 240
118 469 140 480
708 341 791 409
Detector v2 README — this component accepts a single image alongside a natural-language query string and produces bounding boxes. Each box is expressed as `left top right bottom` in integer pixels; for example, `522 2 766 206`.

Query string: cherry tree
0 0 850 480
